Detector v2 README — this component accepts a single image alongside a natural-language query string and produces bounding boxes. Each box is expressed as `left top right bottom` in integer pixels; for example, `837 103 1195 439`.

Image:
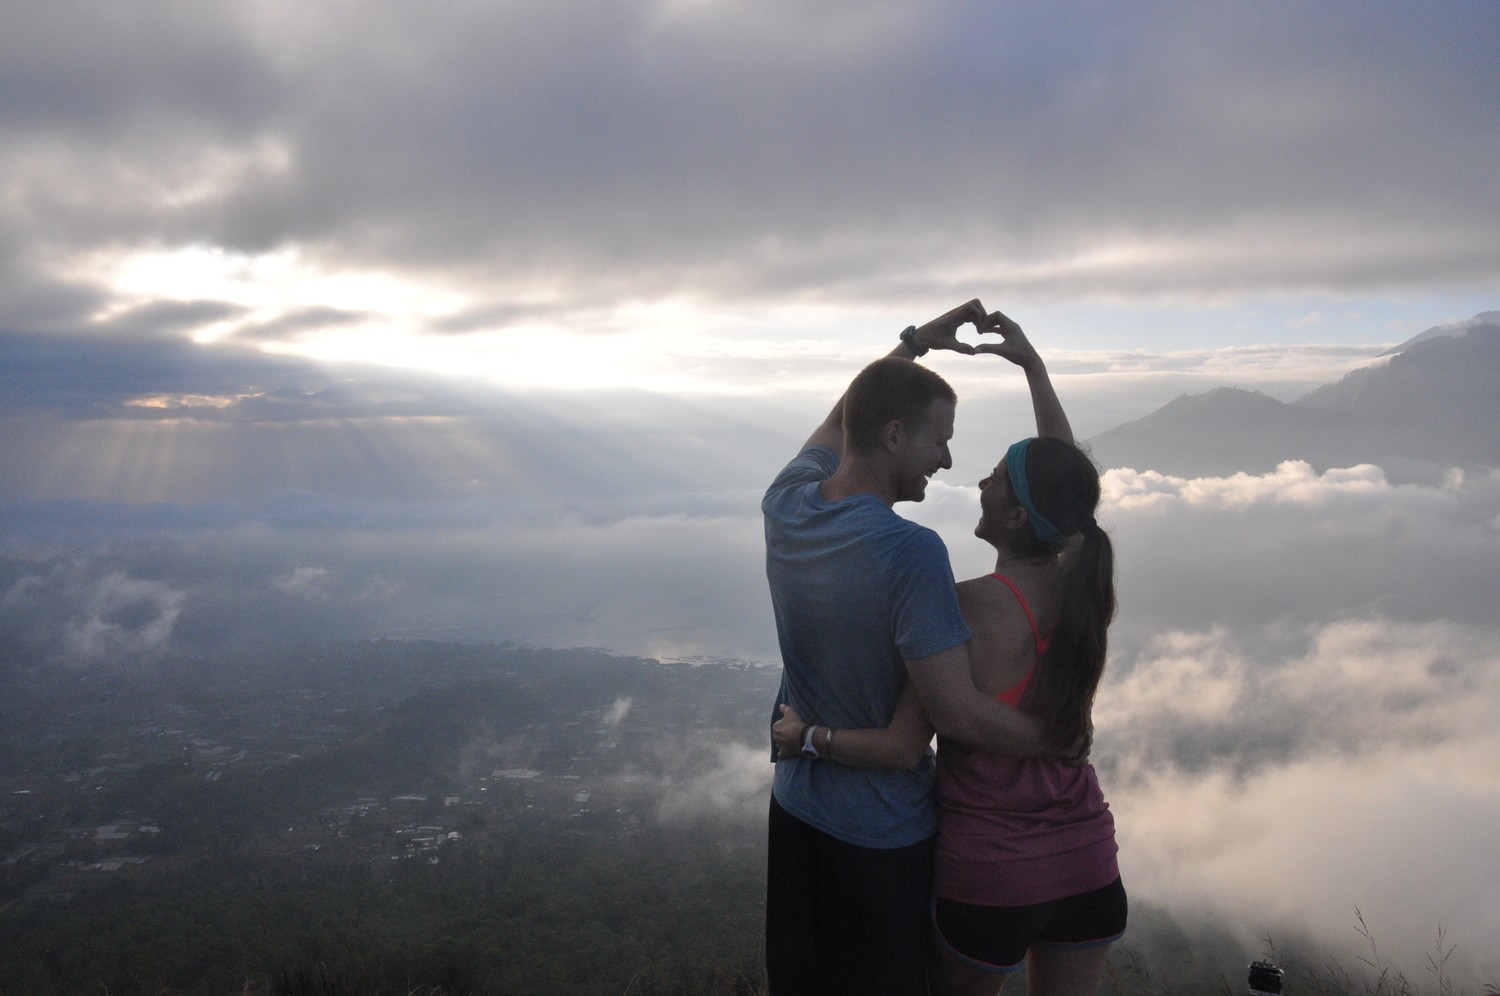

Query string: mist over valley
4 313 1499 991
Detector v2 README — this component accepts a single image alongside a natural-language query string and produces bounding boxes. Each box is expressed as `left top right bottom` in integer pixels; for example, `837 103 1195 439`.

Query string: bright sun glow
263 301 825 395
78 244 877 395
73 242 1426 402
90 245 472 344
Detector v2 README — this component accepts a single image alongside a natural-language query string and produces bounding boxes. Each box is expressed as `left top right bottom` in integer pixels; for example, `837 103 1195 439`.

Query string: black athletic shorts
932 876 1128 973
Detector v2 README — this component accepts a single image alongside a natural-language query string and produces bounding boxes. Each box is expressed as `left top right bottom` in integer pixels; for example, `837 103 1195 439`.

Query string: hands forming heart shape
913 299 1039 368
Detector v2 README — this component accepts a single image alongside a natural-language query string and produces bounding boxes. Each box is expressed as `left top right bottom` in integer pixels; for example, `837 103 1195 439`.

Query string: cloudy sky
4 0 1499 984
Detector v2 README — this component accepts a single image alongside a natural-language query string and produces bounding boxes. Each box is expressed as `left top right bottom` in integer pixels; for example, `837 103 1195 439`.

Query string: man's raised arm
796 300 989 454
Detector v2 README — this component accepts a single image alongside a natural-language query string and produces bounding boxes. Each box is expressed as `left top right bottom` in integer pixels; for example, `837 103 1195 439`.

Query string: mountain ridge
1379 309 1500 356
1086 314 1500 479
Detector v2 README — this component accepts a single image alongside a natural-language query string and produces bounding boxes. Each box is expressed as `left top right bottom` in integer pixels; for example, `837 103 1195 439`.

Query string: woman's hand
974 309 1042 370
772 703 808 761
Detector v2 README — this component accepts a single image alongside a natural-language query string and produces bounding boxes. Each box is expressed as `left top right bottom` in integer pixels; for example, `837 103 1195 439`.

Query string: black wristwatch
899 325 927 357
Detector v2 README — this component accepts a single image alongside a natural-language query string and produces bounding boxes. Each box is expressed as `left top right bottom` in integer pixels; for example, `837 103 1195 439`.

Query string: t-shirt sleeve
762 445 839 511
890 528 971 661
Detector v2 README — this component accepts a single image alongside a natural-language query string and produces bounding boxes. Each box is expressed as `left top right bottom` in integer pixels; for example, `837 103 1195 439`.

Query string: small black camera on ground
1248 959 1285 994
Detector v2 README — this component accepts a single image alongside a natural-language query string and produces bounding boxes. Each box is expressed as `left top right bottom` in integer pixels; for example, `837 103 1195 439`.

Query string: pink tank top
932 574 1118 907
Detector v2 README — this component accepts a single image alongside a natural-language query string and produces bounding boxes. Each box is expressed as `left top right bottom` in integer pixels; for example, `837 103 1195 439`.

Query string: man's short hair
843 357 957 455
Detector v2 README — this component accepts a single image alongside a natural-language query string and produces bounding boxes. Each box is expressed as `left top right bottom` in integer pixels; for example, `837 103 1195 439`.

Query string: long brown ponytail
1012 437 1116 750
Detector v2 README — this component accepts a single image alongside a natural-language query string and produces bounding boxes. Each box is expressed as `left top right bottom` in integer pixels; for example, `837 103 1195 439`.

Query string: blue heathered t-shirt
763 445 971 848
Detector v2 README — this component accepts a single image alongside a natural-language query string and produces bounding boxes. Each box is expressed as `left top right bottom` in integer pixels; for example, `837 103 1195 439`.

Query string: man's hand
973 309 1042 370
772 703 808 762
914 299 993 355
1060 722 1093 767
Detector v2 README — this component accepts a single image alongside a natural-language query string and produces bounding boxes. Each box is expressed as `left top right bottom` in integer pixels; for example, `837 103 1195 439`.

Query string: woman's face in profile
975 457 1013 543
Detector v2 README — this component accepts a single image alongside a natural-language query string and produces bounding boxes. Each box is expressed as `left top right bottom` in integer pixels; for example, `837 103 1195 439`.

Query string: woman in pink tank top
774 314 1123 996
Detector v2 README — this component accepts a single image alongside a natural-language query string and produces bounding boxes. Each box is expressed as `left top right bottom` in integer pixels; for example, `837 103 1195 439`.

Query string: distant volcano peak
1088 311 1500 480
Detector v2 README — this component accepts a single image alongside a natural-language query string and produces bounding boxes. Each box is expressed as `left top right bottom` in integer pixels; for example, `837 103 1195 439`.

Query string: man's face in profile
891 398 955 504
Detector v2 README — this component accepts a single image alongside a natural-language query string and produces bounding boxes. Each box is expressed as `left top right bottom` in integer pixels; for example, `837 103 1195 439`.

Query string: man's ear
879 418 905 453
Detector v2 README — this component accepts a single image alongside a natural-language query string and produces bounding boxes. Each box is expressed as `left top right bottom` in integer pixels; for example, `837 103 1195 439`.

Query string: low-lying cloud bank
5 457 1497 669
931 459 1500 628
656 742 773 826
0 507 774 670
1101 615 1500 983
1093 464 1500 981
4 450 1498 981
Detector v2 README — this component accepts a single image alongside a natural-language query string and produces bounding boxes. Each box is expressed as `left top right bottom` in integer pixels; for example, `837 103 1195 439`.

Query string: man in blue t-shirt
762 301 1057 995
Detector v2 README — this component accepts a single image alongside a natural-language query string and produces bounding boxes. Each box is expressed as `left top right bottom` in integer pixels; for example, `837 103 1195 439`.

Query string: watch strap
801 724 821 759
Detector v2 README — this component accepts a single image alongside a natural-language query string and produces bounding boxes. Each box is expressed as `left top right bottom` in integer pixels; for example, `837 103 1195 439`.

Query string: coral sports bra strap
988 573 1050 655
987 573 1050 706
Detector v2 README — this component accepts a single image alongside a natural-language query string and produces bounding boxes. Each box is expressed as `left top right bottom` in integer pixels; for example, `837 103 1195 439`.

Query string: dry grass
998 909 1500 996
1286 910 1500 996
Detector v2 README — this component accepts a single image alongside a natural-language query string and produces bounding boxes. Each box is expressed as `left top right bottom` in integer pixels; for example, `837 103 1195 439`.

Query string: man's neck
820 455 897 507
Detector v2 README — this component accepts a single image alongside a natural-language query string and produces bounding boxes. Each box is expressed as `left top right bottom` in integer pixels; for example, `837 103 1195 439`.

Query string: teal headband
1005 438 1066 548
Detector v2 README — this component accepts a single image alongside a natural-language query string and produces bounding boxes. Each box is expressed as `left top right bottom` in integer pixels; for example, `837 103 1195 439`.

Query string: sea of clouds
5 375 1498 984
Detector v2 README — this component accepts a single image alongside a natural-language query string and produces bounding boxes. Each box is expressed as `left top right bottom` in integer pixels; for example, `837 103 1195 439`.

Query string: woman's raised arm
975 310 1073 444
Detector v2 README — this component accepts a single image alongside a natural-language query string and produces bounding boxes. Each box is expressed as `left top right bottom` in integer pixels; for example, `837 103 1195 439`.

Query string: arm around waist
905 643 1049 756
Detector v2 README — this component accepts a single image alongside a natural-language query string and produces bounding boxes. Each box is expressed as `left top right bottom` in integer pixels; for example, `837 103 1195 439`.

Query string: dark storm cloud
237 0 1500 301
0 325 377 421
230 306 370 343
428 300 616 336
0 328 265 416
0 4 276 133
0 254 109 335
106 299 249 338
3 0 1497 344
